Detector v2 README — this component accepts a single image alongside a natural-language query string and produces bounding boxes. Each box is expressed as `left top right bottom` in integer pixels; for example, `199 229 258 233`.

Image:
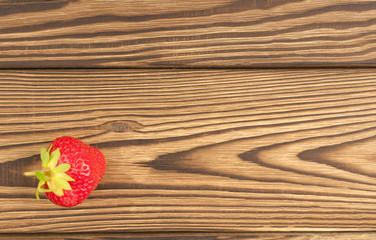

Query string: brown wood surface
3 0 376 68
1 232 376 240
1 69 376 233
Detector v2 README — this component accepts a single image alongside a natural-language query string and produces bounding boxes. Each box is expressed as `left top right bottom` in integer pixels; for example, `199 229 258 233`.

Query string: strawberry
24 136 106 207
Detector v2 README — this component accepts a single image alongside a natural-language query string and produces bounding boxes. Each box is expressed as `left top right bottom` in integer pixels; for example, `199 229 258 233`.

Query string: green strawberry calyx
24 146 75 199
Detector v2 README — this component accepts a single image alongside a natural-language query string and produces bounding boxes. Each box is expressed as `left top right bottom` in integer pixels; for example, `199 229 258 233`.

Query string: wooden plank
1 69 376 233
2 232 376 239
2 1 376 68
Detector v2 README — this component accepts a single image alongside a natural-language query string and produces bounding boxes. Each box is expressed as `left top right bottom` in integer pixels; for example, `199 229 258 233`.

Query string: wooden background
3 0 376 68
2 0 376 239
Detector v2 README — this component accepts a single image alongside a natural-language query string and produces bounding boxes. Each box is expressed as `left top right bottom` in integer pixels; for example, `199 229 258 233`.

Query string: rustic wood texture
1 69 376 233
2 232 376 240
3 0 376 68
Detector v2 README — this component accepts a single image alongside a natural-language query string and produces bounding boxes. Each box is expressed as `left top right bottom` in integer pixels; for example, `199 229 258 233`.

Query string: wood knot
100 120 143 133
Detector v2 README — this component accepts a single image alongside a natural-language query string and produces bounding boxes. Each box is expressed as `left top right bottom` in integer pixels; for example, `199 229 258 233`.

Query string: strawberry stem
24 147 75 199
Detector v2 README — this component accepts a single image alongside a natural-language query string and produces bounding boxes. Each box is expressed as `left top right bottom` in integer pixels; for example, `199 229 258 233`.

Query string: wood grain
3 0 376 68
2 232 376 240
2 69 376 233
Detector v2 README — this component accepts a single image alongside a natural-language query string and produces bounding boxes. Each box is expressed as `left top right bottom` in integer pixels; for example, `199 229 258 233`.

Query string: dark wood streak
0 0 300 34
0 1 369 37
0 154 40 187
0 0 77 17
239 132 376 184
298 135 376 178
144 123 376 187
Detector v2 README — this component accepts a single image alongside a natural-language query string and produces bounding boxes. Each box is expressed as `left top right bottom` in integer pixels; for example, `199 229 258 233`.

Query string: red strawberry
24 136 106 207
